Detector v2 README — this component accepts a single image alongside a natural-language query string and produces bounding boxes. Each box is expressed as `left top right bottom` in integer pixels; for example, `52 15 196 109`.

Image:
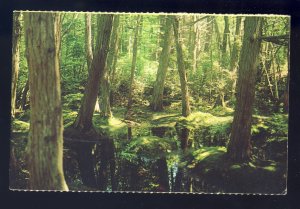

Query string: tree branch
259 34 289 46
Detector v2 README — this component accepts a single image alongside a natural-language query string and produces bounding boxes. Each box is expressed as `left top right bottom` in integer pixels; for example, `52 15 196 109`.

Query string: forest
10 12 289 193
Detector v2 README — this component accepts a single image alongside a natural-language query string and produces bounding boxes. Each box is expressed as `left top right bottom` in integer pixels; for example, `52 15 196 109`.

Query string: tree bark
21 77 29 110
127 15 142 110
107 15 120 78
85 13 100 113
150 16 172 111
204 16 213 51
227 17 263 162
229 17 242 99
85 13 93 71
11 12 22 118
229 17 242 71
221 16 230 68
69 14 113 188
172 16 191 117
24 12 68 190
73 15 113 131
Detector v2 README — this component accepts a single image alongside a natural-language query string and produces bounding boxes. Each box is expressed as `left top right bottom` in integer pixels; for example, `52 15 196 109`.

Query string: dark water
63 124 233 192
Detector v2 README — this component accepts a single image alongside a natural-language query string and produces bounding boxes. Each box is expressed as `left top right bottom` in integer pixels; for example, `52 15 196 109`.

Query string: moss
151 113 180 128
93 114 128 139
208 106 234 117
230 164 241 170
185 147 227 170
252 114 288 139
177 111 233 130
121 136 177 163
186 147 286 193
267 137 287 143
62 93 83 110
261 165 277 172
63 110 78 126
12 119 29 133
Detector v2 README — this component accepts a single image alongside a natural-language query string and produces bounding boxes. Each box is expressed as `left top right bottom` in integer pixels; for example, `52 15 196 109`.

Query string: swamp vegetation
10 12 289 193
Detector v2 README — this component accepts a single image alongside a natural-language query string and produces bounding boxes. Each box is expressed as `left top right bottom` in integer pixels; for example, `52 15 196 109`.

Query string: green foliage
62 93 83 110
12 13 289 192
187 146 227 169
251 113 288 138
185 146 286 193
120 136 177 163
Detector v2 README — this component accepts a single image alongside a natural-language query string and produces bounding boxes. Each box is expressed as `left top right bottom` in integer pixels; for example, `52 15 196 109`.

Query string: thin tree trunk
24 12 68 190
11 12 22 118
227 17 263 162
221 16 230 68
150 16 172 111
230 17 242 71
70 14 113 188
263 43 274 97
271 47 279 99
21 78 29 110
204 16 213 51
127 15 142 111
73 15 113 131
85 13 100 113
99 64 112 117
230 17 242 100
172 16 191 117
85 14 93 71
107 15 120 75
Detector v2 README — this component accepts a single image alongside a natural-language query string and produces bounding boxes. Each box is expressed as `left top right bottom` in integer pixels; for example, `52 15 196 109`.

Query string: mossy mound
207 106 234 117
177 111 233 130
12 119 29 133
121 136 177 163
63 125 100 142
186 147 287 194
175 112 232 147
93 115 128 139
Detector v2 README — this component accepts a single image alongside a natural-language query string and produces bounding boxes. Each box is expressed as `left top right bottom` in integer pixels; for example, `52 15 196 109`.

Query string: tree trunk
150 16 172 111
204 16 213 51
221 16 230 68
172 16 191 117
85 13 93 70
73 15 113 131
71 14 113 188
107 15 120 77
11 12 22 118
99 64 112 118
229 17 242 100
21 77 29 110
24 12 68 190
227 17 263 162
155 157 169 192
229 17 242 71
127 15 142 110
85 13 100 113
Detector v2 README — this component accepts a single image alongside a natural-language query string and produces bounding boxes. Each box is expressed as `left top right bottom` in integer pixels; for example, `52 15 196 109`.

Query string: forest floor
10 102 288 193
